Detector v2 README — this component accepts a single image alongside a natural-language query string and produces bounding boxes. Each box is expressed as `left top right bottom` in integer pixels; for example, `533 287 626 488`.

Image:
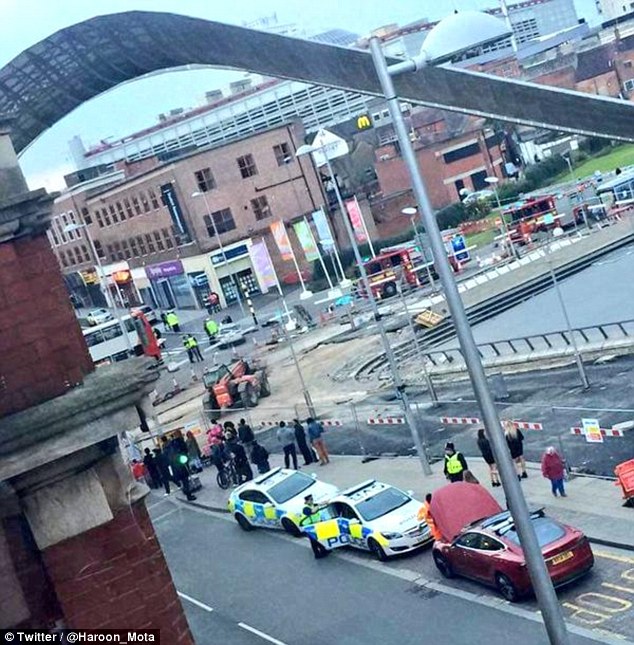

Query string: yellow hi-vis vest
445 453 464 475
189 336 198 348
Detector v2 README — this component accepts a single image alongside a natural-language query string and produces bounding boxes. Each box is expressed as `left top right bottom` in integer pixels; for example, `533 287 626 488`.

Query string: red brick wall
0 235 93 417
43 502 193 643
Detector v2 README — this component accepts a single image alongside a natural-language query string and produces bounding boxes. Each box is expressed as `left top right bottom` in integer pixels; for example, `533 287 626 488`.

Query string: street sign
582 418 603 443
310 129 349 167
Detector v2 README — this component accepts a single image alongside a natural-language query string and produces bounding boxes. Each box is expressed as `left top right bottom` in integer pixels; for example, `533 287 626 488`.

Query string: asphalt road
149 501 610 645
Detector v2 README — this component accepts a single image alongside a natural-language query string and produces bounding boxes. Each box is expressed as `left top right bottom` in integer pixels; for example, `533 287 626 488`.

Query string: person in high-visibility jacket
204 318 219 343
443 442 468 483
302 494 329 559
166 310 180 332
417 493 442 541
187 334 204 362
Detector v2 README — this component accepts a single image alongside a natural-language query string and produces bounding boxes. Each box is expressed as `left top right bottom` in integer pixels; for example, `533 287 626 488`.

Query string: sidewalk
175 454 634 550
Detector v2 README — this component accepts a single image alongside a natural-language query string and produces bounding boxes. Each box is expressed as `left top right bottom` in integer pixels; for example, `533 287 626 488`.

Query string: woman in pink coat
541 447 567 497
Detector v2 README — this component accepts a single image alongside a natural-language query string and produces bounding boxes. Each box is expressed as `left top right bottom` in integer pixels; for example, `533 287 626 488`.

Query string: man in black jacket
293 419 314 466
237 418 255 447
168 431 197 501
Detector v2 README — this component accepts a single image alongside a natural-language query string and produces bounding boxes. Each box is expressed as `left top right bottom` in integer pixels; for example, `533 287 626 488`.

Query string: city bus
82 307 159 366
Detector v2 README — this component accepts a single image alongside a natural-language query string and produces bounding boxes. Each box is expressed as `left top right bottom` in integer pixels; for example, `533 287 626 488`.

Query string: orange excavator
202 359 270 414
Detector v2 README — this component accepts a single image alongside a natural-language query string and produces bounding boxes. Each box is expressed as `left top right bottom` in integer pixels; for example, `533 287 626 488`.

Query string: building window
251 195 271 221
102 208 111 227
273 143 291 166
148 188 160 209
442 143 481 164
94 211 104 228
137 236 147 255
162 227 174 249
145 234 156 253
194 167 217 192
129 238 138 257
237 154 258 178
140 191 151 213
624 78 634 91
116 201 126 221
109 204 118 224
80 244 90 262
132 196 141 215
124 198 133 218
82 207 92 225
204 208 236 236
94 240 106 260
154 230 165 251
105 244 114 261
59 251 68 268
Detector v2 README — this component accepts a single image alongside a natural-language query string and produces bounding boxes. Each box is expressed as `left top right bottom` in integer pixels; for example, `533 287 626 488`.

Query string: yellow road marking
594 550 634 565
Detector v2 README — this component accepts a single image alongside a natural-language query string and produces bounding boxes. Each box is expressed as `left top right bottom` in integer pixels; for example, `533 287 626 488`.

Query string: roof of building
575 43 616 81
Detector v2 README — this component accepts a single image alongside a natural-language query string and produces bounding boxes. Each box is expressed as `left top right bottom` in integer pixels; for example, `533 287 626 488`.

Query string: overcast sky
1 0 600 190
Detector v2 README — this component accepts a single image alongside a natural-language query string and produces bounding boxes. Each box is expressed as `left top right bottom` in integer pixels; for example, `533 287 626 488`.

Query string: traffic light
178 454 189 465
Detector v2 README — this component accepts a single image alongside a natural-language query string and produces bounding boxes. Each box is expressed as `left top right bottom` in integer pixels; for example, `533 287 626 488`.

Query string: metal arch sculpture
1 10 633 155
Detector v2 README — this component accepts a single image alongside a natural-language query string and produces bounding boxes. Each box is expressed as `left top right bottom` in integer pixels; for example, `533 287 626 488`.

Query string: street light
191 191 247 319
484 176 518 259
370 12 571 644
296 142 433 477
402 206 436 290
563 154 589 231
63 221 132 353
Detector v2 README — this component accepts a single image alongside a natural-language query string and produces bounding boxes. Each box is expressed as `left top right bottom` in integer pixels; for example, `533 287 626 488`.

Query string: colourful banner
311 208 335 251
293 220 320 262
270 220 293 261
344 197 367 243
249 240 278 289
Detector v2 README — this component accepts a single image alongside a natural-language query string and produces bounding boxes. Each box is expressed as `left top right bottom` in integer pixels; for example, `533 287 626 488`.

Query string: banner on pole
293 220 320 262
582 418 603 443
270 220 293 261
344 197 368 243
249 239 278 289
311 208 335 251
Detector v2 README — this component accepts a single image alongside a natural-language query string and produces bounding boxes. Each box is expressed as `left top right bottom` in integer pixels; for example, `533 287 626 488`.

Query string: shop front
145 259 197 310
210 240 260 306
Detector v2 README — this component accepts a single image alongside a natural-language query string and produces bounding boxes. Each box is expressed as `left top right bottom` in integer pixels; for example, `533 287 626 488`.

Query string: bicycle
216 456 241 489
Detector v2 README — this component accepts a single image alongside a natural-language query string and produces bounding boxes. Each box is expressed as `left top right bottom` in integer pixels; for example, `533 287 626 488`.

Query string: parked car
228 468 338 534
86 308 114 326
215 322 246 348
301 479 432 561
135 305 158 325
463 189 494 205
431 482 594 602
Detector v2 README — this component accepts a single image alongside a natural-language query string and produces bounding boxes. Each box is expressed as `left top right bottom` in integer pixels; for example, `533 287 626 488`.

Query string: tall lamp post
370 12 571 645
484 176 518 259
296 143 433 477
64 221 132 353
401 206 436 290
192 191 247 319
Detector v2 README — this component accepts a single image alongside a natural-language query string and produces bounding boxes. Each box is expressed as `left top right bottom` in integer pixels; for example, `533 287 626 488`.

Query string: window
121 239 131 259
204 208 236 236
162 227 174 249
251 195 271 221
132 196 141 215
145 233 156 253
237 153 258 178
455 532 481 549
113 241 124 261
80 245 90 263
129 238 138 257
154 230 165 251
105 244 114 261
116 201 125 221
82 207 92 225
443 143 480 164
194 167 216 192
148 188 160 209
503 518 566 548
624 78 634 92
140 191 150 213
59 251 68 268
479 535 504 551
355 487 410 521
124 198 133 218
239 490 270 504
335 503 359 521
268 472 315 504
137 236 147 255
273 142 291 166
102 208 111 227
94 240 106 260
109 204 118 224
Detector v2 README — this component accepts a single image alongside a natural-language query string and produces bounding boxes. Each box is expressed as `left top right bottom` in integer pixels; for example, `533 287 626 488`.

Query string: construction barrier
367 417 406 425
570 426 625 437
440 417 542 430
615 459 634 503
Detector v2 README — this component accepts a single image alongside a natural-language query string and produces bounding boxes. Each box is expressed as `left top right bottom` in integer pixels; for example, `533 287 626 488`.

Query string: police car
301 480 432 561
228 468 338 535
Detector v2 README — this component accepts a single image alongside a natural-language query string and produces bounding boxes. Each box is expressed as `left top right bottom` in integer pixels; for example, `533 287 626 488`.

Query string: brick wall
43 501 193 643
0 235 93 417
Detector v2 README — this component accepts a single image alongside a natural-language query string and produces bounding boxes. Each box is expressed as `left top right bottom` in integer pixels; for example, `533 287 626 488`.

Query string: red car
431 482 594 602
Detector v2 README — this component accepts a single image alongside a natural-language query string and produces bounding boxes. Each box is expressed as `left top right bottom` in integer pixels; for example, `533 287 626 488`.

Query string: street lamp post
370 14 571 644
564 155 590 231
64 221 132 353
402 206 436 290
297 144 433 477
192 191 247 319
484 176 518 259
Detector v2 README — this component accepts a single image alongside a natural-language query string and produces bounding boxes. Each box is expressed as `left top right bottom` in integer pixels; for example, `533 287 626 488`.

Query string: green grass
554 144 634 183
466 227 498 248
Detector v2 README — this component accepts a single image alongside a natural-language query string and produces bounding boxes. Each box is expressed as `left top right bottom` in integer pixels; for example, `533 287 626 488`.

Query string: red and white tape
570 427 624 437
259 420 292 427
512 421 543 431
367 417 405 425
321 419 343 427
440 416 481 425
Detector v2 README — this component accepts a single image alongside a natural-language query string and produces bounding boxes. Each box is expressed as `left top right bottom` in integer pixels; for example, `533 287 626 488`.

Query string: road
148 500 624 645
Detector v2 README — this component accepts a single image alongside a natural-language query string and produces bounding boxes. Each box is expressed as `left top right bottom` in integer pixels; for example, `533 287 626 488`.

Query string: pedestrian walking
307 417 329 466
504 420 527 479
237 418 255 448
443 442 468 482
250 441 270 474
276 421 298 470
143 447 161 489
186 430 203 473
541 446 567 497
153 447 172 496
417 493 442 541
477 428 501 487
293 419 313 465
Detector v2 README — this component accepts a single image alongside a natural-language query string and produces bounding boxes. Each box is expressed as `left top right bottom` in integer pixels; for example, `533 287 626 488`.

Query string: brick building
50 123 337 310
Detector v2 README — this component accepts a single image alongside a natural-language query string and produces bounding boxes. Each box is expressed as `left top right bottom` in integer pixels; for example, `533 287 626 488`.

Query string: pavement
169 453 634 550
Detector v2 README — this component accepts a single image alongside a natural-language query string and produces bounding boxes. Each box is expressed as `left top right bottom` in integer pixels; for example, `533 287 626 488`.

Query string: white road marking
238 623 288 645
152 508 181 523
177 591 214 612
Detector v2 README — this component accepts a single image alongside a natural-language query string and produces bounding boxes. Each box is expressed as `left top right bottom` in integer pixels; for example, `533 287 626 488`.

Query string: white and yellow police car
228 467 338 535
300 479 432 560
